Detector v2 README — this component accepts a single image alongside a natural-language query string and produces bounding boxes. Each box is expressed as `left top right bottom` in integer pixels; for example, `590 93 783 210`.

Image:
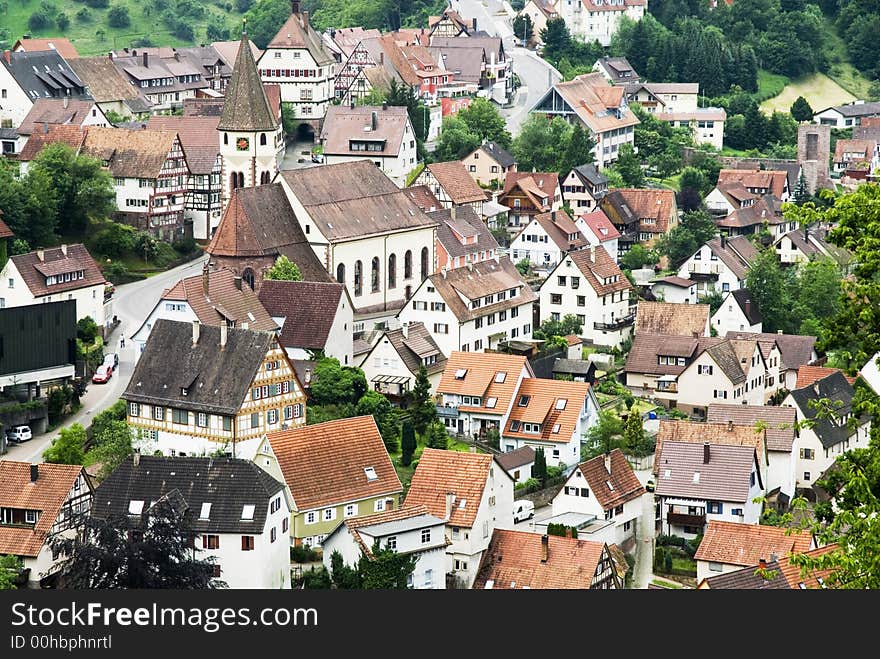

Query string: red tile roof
694 520 813 568
717 169 788 199
575 449 645 510
504 378 591 444
258 280 346 351
405 448 494 528
10 244 106 297
13 38 79 59
795 365 856 389
438 351 531 415
567 245 632 297
18 124 86 162
426 161 489 205
578 209 620 241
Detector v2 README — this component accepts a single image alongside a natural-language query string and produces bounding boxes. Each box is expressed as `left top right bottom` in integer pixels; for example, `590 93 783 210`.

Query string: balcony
594 313 635 332
667 511 706 528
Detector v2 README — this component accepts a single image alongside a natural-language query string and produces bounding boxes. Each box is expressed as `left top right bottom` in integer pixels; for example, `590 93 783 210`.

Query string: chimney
551 210 557 223
3 50 10 65
202 261 210 296
472 17 478 32
30 464 38 482
133 451 140 468
540 534 549 563
350 98 355 110
143 51 148 68
445 492 454 519
60 244 67 256
371 110 378 131
590 246 596 263
744 298 750 318
401 322 409 339
63 96 69 109
304 368 312 385
382 101 388 111
703 442 710 464
720 234 726 248
234 276 242 291
220 323 228 348
36 249 44 262
302 11 309 28
379 52 384 65
565 527 572 539
291 0 301 14
192 319 201 344
727 420 734 432
758 557 766 570
450 205 456 221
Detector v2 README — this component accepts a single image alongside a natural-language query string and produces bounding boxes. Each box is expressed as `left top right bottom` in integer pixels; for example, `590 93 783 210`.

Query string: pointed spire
218 28 277 132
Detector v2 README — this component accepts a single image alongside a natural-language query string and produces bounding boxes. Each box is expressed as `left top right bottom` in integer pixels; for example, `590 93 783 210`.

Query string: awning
657 375 677 382
371 374 410 385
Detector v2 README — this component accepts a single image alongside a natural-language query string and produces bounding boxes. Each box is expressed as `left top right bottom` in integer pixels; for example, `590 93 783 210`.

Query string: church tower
219 24 282 210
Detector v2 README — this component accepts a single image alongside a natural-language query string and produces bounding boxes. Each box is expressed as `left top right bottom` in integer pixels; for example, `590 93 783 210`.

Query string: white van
513 499 535 523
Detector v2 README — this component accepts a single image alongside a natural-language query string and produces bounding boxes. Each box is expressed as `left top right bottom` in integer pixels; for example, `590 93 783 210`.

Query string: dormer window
494 372 507 383
181 387 188 397
128 500 145 515
241 504 255 520
364 466 378 481
518 395 530 407
455 368 468 380
199 503 212 520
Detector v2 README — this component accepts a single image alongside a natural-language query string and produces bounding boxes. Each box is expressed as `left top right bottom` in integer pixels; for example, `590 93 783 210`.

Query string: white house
813 101 880 129
675 338 766 415
561 164 608 213
656 108 727 150
510 209 588 269
415 161 489 216
359 321 447 399
320 505 448 589
711 289 762 335
576 209 620 264
0 244 109 329
320 104 418 187
0 462 92 588
557 1 647 48
677 235 759 295
258 280 354 366
538 246 634 349
405 448 515 589
550 449 645 549
397 256 537 358
624 82 698 113
93 454 291 589
651 276 698 305
593 57 640 85
784 371 871 490
495 446 536 485
726 331 818 394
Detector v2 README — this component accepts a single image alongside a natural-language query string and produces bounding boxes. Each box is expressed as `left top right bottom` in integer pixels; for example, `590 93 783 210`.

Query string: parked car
6 425 33 443
103 352 119 368
92 364 113 384
513 499 535 522
646 478 655 493
311 152 324 164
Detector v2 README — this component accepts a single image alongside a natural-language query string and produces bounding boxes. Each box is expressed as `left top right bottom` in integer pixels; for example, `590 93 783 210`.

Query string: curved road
3 254 208 464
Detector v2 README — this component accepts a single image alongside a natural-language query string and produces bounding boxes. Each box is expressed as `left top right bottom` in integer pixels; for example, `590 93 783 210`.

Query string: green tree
425 421 448 449
532 446 548 485
43 424 86 465
107 5 130 27
264 254 303 281
310 358 367 405
0 554 24 590
745 247 791 333
534 314 583 341
512 114 571 173
658 209 717 268
385 78 429 156
85 420 133 480
357 538 418 589
558 123 595 180
56 11 69 29
512 13 533 43
540 17 572 64
679 167 708 198
791 257 842 338
434 115 481 161
614 143 645 187
457 98 511 149
48 497 225 588
789 95 813 122
356 390 399 452
515 258 532 277
91 221 137 259
622 406 645 453
408 364 436 436
77 316 100 343
329 549 361 589
281 102 297 137
620 244 659 271
400 420 416 467
244 0 289 49
584 410 624 459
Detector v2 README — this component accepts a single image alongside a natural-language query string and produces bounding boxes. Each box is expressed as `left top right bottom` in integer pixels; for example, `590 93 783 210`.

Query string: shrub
75 7 91 21
107 5 130 28
56 12 69 29
290 545 320 563
84 0 109 7
664 552 673 573
172 235 197 255
28 10 53 31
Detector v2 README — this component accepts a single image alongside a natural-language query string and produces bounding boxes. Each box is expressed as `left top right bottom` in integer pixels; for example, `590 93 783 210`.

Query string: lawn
0 1 239 56
753 69 790 103
759 72 856 115
819 14 875 100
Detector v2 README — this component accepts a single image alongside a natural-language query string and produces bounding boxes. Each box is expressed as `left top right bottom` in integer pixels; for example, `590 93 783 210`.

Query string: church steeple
218 24 277 132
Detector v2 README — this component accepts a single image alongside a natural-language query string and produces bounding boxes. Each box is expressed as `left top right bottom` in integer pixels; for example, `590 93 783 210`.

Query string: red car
92 364 113 384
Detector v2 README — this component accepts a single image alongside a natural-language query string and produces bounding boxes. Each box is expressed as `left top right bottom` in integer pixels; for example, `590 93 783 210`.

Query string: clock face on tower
236 137 250 151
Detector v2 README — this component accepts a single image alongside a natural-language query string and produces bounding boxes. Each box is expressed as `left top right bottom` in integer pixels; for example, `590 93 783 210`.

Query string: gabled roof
211 39 262 69
519 209 588 253
501 171 559 210
717 169 788 198
822 101 880 118
320 104 409 157
219 34 278 131
432 205 500 259
267 12 335 65
17 124 87 161
654 420 765 475
428 45 485 84
438 351 531 414
267 416 402 511
716 196 784 229
381 322 447 376
0 462 87 557
94 455 284 534
546 73 640 133
428 257 537 323
564 245 631 297
474 529 612 589
160 268 277 331
17 99 99 136
699 544 838 589
81 126 178 179
405 448 496 528
10 244 106 297
279 159 399 206
625 333 715 376
594 57 639 83
575 449 645 510
572 163 608 187
124 318 277 415
727 289 762 325
694 520 813 568
833 138 875 163
635 301 709 337
504 378 591 443
147 115 219 174
652 275 695 289
258 280 345 351
578 209 619 241
654 441 759 502
725 331 816 372
705 236 759 281
426 161 489 205
788 371 861 449
328 505 447 558
13 38 79 59
3 49 91 100
602 188 677 234
553 358 596 377
705 340 748 385
706 404 796 452
404 185 443 212
795 365 856 390
495 446 536 473
472 141 515 169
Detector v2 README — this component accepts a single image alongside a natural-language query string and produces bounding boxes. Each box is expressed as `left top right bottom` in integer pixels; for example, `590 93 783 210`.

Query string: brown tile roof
495 446 535 473
81 126 177 179
320 105 409 158
609 188 677 234
566 245 632 297
438 351 531 415
161 268 277 331
267 12 335 65
774 544 838 589
653 275 694 288
426 161 489 205
716 181 759 206
725 331 816 372
0 211 12 239
706 404 796 452
403 185 443 212
267 416 402 511
716 196 784 229
13 38 79 59
717 169 788 198
17 99 98 136
654 441 759 502
18 124 86 162
521 209 587 253
382 322 446 376
795 365 856 389
654 420 766 475
708 339 748 384
429 257 537 322
372 34 419 87
10 244 106 297
624 333 709 376
0 462 88 557
432 205 500 259
635 301 709 337
405 447 494 528
219 35 278 131
281 160 399 207
694 520 813 568
257 280 346 351
504 378 591 443
576 449 645 509
147 115 220 175
833 139 875 163
502 171 559 208
211 39 262 69
551 73 640 134
473 529 611 589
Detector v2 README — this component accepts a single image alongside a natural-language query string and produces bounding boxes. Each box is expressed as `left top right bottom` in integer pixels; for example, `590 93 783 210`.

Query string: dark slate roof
218 34 277 131
573 163 607 187
258 280 345 350
383 322 446 376
431 206 500 259
553 358 596 376
495 446 535 473
94 455 284 534
706 341 746 385
700 561 789 589
124 318 274 415
730 289 762 325
827 101 880 118
789 371 862 449
480 141 515 168
2 50 91 103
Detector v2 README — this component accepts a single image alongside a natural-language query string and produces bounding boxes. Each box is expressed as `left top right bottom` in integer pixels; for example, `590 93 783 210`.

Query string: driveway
281 140 321 171
632 467 658 589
